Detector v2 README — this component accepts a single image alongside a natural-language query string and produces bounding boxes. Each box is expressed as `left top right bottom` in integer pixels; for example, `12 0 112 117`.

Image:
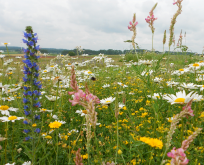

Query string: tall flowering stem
167 128 202 165
22 26 42 164
68 65 100 163
169 0 183 48
161 100 194 165
145 3 158 52
163 30 166 54
128 13 138 58
167 0 183 74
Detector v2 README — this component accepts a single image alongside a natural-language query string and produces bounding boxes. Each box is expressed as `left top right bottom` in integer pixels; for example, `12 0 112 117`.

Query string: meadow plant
75 148 83 165
128 13 138 57
161 100 202 164
2 43 10 56
22 26 41 164
168 0 183 73
68 65 100 163
145 2 158 52
167 128 202 165
169 0 183 49
163 30 166 54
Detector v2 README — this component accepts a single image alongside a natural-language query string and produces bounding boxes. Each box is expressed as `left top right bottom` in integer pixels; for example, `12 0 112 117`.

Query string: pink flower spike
129 21 132 25
173 0 177 5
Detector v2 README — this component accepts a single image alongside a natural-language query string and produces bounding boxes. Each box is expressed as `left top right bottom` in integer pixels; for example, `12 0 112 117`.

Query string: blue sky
0 0 204 53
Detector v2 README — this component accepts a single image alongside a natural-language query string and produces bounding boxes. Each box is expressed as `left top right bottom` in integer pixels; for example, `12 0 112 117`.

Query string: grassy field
0 52 204 165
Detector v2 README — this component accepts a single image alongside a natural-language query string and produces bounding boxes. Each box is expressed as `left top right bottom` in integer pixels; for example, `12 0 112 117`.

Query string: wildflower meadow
0 0 204 165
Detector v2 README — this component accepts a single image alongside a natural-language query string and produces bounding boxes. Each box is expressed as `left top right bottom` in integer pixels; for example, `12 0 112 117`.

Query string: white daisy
118 103 125 109
0 105 18 116
180 83 198 89
162 90 195 104
147 93 162 99
102 84 110 88
100 97 115 105
45 95 60 101
22 161 31 165
39 108 53 113
191 93 203 102
76 109 87 116
153 77 163 83
0 116 24 122
117 82 128 88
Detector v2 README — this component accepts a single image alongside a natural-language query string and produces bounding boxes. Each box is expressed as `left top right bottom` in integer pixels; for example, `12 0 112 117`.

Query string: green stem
12 122 14 162
4 122 8 163
115 118 119 163
56 130 59 165
181 118 184 143
54 81 59 113
149 148 154 165
121 154 126 165
152 33 154 52
6 45 9 56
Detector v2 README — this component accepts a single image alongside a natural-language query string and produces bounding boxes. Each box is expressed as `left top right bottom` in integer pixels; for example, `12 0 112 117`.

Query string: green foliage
40 49 49 54
61 50 69 55
68 51 76 56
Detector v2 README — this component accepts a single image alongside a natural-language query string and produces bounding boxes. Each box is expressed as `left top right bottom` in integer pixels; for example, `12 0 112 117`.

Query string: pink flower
173 0 178 5
182 99 194 117
167 147 189 165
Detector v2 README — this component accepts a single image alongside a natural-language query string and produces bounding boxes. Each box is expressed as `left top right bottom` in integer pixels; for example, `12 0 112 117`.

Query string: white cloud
0 0 203 53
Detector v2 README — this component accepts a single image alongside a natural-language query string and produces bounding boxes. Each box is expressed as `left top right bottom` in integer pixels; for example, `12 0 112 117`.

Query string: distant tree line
0 46 198 56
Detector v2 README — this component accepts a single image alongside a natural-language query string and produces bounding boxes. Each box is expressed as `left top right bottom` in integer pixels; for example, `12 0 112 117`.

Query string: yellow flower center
41 108 47 111
105 100 111 103
8 116 17 120
179 69 184 71
202 85 204 87
54 76 60 80
44 70 47 73
82 110 87 114
156 96 160 98
193 63 199 67
199 61 203 63
88 71 92 74
4 43 8 45
0 105 9 110
50 65 54 67
68 63 71 65
174 98 185 103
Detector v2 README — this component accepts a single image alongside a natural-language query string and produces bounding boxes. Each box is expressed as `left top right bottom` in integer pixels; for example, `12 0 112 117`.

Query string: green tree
40 49 49 54
68 51 76 56
61 50 70 55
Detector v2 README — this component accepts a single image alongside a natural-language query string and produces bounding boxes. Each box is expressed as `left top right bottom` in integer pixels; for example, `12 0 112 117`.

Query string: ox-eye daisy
0 105 18 116
163 90 195 104
0 116 24 122
100 97 115 105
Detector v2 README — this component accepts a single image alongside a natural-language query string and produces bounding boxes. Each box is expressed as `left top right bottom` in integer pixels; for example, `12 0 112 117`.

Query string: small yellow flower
32 123 37 127
81 154 88 159
118 149 122 155
45 135 52 139
49 121 62 128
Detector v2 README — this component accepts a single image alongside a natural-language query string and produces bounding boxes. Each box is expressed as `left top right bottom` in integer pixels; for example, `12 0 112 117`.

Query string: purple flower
24 129 30 133
35 128 40 133
23 120 29 124
24 110 31 116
